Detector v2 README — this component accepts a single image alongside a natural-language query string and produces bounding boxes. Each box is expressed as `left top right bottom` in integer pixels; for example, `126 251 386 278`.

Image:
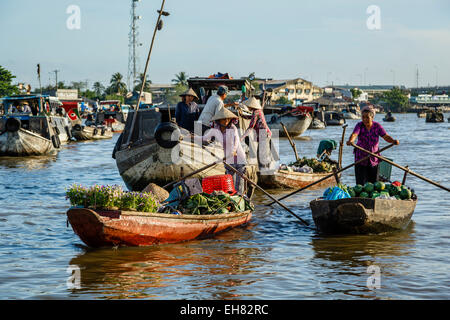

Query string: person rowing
201 107 246 194
346 105 399 185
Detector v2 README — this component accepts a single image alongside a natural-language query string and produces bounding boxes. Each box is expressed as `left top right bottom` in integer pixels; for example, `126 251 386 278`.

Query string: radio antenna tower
128 0 142 91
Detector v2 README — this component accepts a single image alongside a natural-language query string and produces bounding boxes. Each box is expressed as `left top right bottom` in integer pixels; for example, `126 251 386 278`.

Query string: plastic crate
202 174 236 195
377 158 393 182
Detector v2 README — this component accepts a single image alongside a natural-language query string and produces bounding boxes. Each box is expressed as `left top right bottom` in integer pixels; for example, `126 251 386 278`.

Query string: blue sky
1 0 449 90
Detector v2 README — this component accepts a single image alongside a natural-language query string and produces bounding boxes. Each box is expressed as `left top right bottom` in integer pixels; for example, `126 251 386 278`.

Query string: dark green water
0 113 449 299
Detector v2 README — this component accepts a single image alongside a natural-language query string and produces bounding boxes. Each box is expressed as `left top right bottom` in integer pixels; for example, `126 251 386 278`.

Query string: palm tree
134 73 152 92
109 72 127 95
172 71 188 86
92 81 105 97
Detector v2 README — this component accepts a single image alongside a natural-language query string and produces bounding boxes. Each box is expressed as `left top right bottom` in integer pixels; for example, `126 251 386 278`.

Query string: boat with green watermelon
310 181 417 234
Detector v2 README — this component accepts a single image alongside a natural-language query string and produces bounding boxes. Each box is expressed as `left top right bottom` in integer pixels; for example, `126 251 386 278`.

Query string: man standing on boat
197 85 238 129
175 88 200 132
346 106 399 185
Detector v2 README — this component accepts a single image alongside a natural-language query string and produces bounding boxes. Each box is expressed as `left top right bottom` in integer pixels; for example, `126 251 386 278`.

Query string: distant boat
417 111 426 118
425 110 444 123
264 105 312 137
324 111 345 126
90 100 129 132
383 112 396 122
72 123 113 141
0 94 72 156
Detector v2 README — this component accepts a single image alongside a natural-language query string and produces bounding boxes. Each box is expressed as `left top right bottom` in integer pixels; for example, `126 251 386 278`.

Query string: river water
0 113 449 300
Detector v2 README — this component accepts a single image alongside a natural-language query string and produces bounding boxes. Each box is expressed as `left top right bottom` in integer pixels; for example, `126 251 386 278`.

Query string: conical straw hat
211 107 238 121
242 96 262 110
179 88 199 99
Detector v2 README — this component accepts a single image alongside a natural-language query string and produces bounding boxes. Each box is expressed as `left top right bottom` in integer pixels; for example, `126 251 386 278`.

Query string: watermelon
390 186 401 196
394 195 401 200
380 191 390 197
371 191 380 199
374 181 385 191
359 192 369 198
400 188 412 200
348 187 356 198
364 182 374 193
354 184 363 195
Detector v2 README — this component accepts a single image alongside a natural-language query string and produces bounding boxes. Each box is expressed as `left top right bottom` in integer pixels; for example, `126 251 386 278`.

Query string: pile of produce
65 184 160 212
164 191 254 215
281 157 337 173
333 181 415 200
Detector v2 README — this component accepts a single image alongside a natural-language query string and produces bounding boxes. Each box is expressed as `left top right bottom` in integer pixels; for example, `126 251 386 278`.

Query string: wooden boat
417 111 426 118
67 207 252 247
324 111 345 126
258 169 338 189
342 110 360 120
0 94 72 156
72 124 113 141
383 112 396 122
425 111 444 123
310 197 417 234
264 105 312 137
88 101 129 133
113 78 259 194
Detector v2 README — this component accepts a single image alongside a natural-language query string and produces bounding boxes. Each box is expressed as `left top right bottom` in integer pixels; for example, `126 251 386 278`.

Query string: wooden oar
222 161 310 226
350 143 450 192
280 121 300 162
266 143 395 206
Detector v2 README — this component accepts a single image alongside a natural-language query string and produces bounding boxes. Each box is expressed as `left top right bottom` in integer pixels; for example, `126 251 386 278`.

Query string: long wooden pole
266 144 395 206
338 123 348 169
280 121 300 162
351 143 450 192
124 0 166 147
162 154 225 189
222 161 309 226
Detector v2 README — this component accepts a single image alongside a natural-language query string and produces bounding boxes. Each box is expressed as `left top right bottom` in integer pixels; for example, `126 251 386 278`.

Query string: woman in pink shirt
241 97 274 170
202 108 247 194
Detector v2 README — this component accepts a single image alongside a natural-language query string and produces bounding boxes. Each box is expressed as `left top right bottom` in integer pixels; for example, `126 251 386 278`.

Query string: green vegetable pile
290 157 337 173
165 191 255 215
347 182 415 200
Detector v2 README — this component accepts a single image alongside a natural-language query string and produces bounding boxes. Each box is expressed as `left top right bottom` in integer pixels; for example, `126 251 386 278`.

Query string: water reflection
0 155 57 170
68 229 264 299
309 222 416 299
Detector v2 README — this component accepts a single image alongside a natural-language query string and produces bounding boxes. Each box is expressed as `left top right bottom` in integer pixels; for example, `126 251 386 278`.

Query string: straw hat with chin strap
242 96 262 110
211 107 238 121
179 88 199 100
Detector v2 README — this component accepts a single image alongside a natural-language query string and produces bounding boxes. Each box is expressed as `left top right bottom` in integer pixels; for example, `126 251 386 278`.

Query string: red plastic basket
202 174 236 195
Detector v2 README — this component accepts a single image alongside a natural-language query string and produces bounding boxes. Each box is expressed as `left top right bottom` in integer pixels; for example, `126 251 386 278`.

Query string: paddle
222 161 310 226
280 121 300 162
265 143 395 206
350 143 450 193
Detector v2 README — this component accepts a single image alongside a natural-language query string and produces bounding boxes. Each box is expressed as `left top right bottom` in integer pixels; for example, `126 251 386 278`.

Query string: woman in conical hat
241 96 271 140
240 96 275 171
175 88 200 132
202 107 247 194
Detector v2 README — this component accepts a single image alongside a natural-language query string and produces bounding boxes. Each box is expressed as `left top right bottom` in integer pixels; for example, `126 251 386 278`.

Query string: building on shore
256 78 323 105
148 83 176 104
336 85 404 99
